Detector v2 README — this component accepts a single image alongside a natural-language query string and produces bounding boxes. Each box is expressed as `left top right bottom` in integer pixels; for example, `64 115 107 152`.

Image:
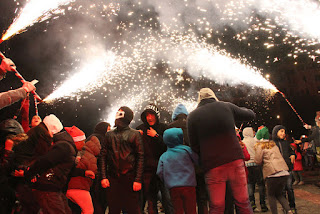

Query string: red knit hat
65 126 86 142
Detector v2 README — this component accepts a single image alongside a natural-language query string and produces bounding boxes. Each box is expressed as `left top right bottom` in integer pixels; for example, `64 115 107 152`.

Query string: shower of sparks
43 50 132 103
1 0 75 41
4 0 320 125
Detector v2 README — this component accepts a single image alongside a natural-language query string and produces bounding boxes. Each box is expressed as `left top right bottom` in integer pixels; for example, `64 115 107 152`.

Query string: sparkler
277 91 306 125
0 0 75 43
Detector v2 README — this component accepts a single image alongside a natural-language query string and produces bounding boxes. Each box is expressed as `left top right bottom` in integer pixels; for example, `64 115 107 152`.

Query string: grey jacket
0 88 26 110
254 141 289 179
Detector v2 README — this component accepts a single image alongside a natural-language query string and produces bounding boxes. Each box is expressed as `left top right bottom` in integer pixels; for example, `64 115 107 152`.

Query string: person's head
65 126 86 151
43 114 63 137
94 121 111 135
31 115 42 127
141 103 160 126
172 104 188 121
163 128 183 148
0 119 24 144
197 88 219 103
146 112 157 126
277 128 286 140
115 106 134 128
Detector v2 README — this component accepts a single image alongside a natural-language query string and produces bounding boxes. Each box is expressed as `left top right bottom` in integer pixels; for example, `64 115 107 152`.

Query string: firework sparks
1 0 75 42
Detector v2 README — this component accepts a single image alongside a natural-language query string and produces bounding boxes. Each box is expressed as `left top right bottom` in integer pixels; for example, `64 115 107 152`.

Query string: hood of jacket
141 103 160 126
163 128 183 148
197 98 216 108
172 104 188 121
53 130 76 151
243 127 254 138
272 125 286 141
83 136 101 156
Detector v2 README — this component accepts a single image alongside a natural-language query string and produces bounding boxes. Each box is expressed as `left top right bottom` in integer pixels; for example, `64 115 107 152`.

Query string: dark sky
1 0 319 137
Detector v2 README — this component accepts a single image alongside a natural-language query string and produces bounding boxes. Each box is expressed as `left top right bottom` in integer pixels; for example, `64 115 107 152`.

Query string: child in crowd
291 142 304 185
66 126 101 214
254 131 293 214
157 128 198 214
272 125 297 213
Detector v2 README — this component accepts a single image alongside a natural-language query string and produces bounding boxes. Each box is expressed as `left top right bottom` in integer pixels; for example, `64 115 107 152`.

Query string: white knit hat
43 114 63 135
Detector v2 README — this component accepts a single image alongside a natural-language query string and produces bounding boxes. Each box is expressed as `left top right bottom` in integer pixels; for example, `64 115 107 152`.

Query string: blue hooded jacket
171 104 188 121
156 128 198 189
168 104 190 146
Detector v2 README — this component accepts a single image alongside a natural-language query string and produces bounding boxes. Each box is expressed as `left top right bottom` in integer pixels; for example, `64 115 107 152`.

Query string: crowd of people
1 55 320 214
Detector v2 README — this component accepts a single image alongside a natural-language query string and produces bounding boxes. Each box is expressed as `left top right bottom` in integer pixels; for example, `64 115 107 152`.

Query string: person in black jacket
187 88 255 214
15 114 78 214
136 103 173 214
100 106 144 214
0 119 27 213
87 121 110 214
272 125 297 213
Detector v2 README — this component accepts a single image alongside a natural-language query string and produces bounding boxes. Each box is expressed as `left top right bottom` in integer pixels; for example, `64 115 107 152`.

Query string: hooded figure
242 127 257 166
157 128 198 214
157 128 198 189
136 103 167 172
136 103 173 214
168 104 190 146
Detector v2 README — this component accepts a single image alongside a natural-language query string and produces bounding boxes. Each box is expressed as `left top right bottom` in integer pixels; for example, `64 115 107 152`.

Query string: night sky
1 0 320 138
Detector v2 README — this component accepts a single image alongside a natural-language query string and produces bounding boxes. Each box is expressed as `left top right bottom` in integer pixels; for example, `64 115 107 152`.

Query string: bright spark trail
1 0 75 43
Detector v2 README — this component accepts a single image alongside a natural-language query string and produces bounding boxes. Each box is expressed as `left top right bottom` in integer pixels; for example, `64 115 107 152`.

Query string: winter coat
187 98 255 172
68 136 101 191
0 88 27 110
290 143 303 171
272 125 295 171
157 128 198 189
254 141 289 179
24 131 77 192
136 104 167 173
243 127 258 166
100 126 144 183
168 104 190 146
13 122 52 166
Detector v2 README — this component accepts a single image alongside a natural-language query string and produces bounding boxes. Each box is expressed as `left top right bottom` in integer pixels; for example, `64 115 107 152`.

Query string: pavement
252 169 320 214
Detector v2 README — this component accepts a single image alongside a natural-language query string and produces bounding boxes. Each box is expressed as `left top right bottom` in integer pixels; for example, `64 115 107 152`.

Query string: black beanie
115 106 134 128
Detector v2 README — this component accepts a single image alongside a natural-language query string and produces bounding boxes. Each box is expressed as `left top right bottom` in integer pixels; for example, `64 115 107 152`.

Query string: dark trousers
142 172 173 214
283 171 296 209
33 190 72 214
170 187 196 214
266 176 291 214
247 166 266 205
107 175 141 214
196 173 209 214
